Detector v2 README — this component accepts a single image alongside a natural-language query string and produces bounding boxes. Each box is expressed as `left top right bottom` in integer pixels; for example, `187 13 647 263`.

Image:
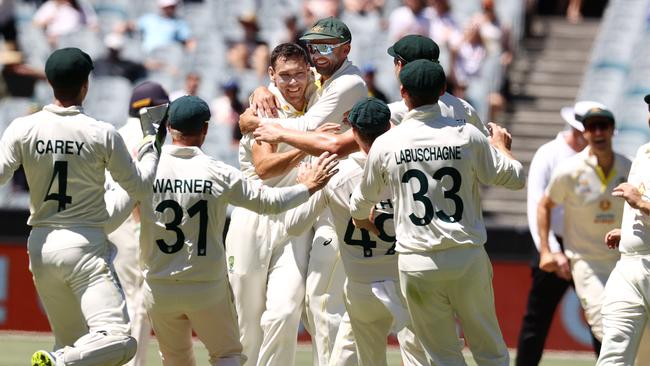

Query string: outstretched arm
252 140 306 180
254 125 359 157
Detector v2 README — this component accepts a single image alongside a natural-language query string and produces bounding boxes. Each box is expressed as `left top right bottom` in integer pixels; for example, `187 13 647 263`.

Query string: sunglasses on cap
306 41 349 55
584 121 614 132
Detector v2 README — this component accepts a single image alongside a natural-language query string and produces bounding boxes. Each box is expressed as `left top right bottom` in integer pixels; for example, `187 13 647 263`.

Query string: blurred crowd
0 0 522 207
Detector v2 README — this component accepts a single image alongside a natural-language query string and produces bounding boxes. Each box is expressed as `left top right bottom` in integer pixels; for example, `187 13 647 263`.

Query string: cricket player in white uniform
350 60 525 365
0 48 160 366
106 81 170 366
225 43 317 366
597 94 650 365
281 97 427 366
111 95 338 366
238 18 367 366
538 106 631 349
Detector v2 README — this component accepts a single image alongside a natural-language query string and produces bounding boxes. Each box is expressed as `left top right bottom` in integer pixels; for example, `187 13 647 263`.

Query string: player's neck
53 98 82 108
589 147 614 175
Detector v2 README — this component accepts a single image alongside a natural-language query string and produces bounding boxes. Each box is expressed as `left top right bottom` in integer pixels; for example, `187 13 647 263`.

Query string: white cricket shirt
546 148 631 260
388 92 490 137
350 103 525 254
139 145 310 282
0 104 158 228
618 142 650 255
283 152 398 283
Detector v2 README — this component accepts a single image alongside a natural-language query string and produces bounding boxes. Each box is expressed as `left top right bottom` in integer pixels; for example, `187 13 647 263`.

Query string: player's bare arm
239 108 262 134
254 124 358 157
250 85 280 118
612 182 650 215
296 152 340 194
604 228 621 249
251 139 306 180
537 195 571 280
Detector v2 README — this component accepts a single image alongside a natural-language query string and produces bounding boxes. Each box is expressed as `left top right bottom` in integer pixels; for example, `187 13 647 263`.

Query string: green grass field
0 331 596 366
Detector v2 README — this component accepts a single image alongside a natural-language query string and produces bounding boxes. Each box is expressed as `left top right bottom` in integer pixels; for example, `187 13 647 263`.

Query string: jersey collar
43 104 83 116
164 144 203 157
402 103 442 124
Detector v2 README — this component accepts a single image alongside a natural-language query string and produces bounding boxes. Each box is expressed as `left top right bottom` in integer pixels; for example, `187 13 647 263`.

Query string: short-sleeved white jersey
0 104 157 228
350 104 525 254
239 84 306 187
546 148 631 260
617 143 650 255
262 60 367 131
283 152 398 283
388 92 490 137
139 145 310 282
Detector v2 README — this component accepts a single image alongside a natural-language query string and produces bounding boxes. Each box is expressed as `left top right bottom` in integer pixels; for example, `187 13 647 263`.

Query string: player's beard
312 53 343 79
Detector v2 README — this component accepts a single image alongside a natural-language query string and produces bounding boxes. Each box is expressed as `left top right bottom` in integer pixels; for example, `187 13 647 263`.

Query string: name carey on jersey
35 139 85 155
153 178 214 194
395 146 461 165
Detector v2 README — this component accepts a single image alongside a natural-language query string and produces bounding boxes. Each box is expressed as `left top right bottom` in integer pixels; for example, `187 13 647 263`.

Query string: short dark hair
404 89 438 107
52 79 86 101
355 124 390 146
270 42 310 69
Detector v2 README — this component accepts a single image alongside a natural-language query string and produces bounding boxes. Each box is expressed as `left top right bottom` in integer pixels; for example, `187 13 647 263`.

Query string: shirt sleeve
262 75 367 131
545 164 569 206
103 178 135 234
175 19 192 42
105 127 159 200
220 164 311 214
282 188 328 237
526 146 562 253
460 97 490 137
350 143 388 220
473 131 525 190
0 119 22 186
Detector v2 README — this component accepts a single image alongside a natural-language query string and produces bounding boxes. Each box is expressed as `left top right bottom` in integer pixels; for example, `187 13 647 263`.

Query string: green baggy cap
169 95 211 132
45 48 94 88
399 59 446 95
582 107 615 125
388 35 440 63
348 97 391 133
300 17 351 42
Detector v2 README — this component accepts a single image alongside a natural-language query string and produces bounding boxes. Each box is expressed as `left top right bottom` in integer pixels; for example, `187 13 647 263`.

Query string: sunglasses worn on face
584 121 614 132
307 41 349 55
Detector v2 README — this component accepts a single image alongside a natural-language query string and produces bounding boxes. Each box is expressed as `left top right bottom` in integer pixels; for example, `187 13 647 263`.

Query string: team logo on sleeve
228 256 235 273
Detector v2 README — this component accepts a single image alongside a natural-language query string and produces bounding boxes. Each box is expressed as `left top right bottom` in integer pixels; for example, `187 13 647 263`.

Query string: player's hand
539 251 558 273
297 152 339 194
253 123 285 144
352 218 380 236
487 122 512 151
315 123 341 134
553 252 571 281
239 108 261 134
605 228 621 249
612 183 648 214
250 86 280 118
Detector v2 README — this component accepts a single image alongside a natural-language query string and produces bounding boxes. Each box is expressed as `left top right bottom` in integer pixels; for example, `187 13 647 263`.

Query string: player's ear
268 66 275 82
399 84 407 99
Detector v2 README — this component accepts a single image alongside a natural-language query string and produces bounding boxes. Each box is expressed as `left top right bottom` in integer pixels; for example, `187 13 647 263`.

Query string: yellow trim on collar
594 165 616 193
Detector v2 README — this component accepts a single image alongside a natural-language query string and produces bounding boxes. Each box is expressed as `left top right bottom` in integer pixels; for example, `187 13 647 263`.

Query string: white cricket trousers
570 256 618 341
399 246 509 366
330 279 427 366
304 215 347 366
143 277 243 366
109 214 151 366
28 227 133 355
597 254 650 366
226 207 310 366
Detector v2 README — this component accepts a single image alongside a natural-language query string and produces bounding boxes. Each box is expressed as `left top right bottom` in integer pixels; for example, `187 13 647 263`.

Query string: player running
350 60 525 365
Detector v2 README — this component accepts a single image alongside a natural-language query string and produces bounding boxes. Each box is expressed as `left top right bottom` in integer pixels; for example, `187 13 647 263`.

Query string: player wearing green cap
350 60 524 365
106 95 339 365
0 47 161 366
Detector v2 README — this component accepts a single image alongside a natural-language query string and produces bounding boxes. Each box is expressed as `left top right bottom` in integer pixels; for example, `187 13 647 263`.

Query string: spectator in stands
428 0 461 51
567 0 582 23
361 64 388 103
449 22 486 99
170 72 201 101
303 0 340 27
226 13 270 78
93 32 147 84
387 0 433 42
0 45 45 98
343 0 384 15
120 0 196 54
211 79 245 145
0 0 17 47
32 0 98 46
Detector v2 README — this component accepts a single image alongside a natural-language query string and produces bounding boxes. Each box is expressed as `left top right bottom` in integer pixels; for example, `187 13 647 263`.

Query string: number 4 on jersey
44 161 72 211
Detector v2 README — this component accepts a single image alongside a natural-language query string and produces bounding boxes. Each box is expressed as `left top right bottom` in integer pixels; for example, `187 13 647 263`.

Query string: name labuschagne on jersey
394 145 462 165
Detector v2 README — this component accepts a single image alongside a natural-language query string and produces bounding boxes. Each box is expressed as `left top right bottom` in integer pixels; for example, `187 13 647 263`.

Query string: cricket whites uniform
388 92 490 136
226 84 313 366
350 104 525 365
283 152 427 366
106 116 151 366
597 142 650 365
546 148 631 341
0 104 159 364
140 144 313 366
260 59 367 365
